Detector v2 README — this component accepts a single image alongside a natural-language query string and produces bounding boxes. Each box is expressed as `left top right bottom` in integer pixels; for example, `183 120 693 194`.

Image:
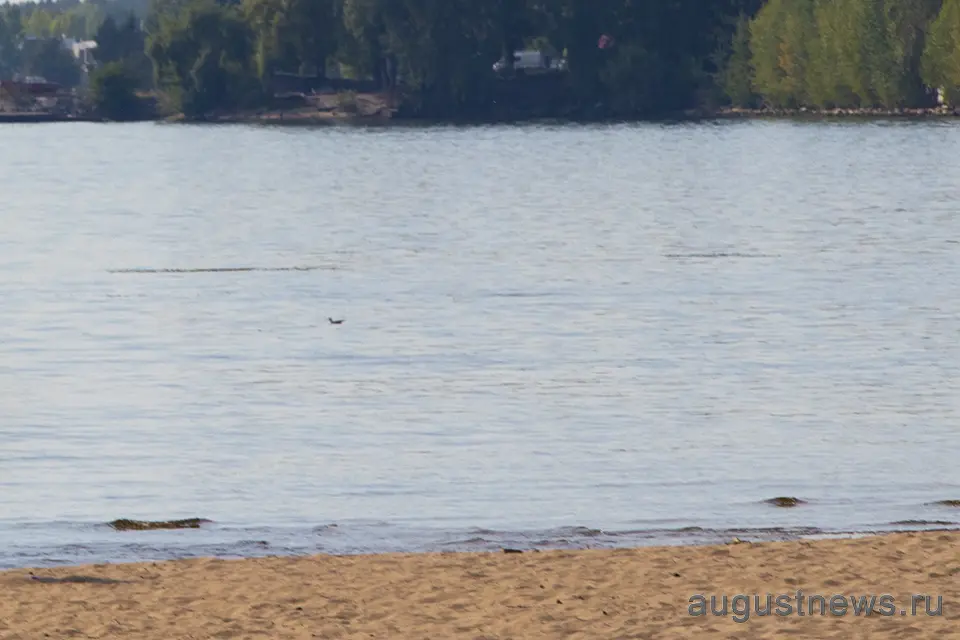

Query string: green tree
753 0 942 109
750 0 790 107
89 60 142 119
888 0 944 107
24 8 55 37
598 42 667 115
147 0 259 118
96 14 153 88
339 0 396 88
50 3 105 40
923 0 960 105
22 37 82 86
855 0 898 106
806 0 854 107
720 13 756 107
354 0 503 117
0 13 21 77
243 0 337 79
95 15 122 61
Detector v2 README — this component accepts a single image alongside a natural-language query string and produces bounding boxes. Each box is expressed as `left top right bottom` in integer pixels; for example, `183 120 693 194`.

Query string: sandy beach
1 531 956 639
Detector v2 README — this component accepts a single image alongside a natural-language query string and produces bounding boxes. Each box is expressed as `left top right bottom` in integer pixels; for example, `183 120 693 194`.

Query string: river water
1 119 958 569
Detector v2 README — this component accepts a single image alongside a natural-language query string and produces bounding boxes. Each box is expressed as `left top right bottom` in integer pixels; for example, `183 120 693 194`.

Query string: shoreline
712 105 960 120
2 530 956 638
191 104 960 126
3 518 958 572
4 104 959 126
0 112 106 123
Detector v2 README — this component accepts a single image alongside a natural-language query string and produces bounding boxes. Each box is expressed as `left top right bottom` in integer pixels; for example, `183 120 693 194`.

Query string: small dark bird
328 317 344 325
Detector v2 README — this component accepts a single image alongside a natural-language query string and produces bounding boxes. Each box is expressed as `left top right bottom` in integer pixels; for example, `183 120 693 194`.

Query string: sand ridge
1 531 957 639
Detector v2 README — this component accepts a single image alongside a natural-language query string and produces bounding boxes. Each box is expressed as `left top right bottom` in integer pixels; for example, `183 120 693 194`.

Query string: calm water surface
1 119 958 568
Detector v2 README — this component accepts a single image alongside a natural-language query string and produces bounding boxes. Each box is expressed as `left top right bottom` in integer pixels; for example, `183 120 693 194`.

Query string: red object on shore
598 34 615 49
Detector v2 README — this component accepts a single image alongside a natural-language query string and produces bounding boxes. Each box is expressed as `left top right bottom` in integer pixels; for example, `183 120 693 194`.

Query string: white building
59 37 98 88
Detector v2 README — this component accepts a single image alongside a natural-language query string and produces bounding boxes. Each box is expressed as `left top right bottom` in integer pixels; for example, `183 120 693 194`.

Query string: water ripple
0 120 958 567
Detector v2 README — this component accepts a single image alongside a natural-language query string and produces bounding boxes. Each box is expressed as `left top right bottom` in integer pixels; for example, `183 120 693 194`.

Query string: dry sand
1 531 957 639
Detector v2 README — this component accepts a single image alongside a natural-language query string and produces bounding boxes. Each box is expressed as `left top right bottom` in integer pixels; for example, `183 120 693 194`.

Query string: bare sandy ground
223 92 394 124
1 531 957 639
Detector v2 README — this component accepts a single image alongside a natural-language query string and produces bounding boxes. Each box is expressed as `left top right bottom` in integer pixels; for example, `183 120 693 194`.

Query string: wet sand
0 531 956 639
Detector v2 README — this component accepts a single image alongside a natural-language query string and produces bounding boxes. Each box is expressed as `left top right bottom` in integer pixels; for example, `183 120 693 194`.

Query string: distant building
16 35 99 87
3 77 61 95
66 39 99 67
59 37 98 87
1 77 62 111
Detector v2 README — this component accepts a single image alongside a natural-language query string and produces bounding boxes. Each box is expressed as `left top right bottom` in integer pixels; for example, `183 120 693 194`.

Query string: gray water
1 119 958 569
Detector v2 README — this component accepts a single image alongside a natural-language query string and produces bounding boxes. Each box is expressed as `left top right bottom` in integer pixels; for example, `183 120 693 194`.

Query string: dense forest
1 0 959 120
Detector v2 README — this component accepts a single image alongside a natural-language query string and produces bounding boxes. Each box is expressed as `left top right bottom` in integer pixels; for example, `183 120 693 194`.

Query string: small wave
442 537 489 546
482 291 560 299
928 499 960 507
552 526 603 537
665 252 779 259
725 526 823 537
108 265 335 274
611 526 824 542
237 540 271 548
4 520 957 569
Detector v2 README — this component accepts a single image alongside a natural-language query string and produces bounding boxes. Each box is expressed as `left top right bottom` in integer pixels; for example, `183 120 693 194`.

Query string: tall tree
21 36 82 86
147 0 258 117
719 13 756 107
96 13 152 87
244 0 337 80
89 60 143 119
0 13 20 77
923 0 960 105
339 0 395 88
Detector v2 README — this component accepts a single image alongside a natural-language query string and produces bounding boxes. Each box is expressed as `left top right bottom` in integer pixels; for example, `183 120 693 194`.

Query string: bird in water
328 317 344 325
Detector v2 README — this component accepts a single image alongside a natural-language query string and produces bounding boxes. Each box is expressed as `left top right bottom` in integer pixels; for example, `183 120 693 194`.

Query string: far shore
1 530 956 638
180 102 960 126
4 96 959 126
713 105 960 119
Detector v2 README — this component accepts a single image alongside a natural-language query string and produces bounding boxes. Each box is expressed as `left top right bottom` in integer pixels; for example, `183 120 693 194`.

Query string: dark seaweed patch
763 497 806 508
30 575 127 584
108 518 212 531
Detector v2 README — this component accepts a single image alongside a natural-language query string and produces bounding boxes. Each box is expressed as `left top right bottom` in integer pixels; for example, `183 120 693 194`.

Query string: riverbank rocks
108 518 212 531
719 106 959 118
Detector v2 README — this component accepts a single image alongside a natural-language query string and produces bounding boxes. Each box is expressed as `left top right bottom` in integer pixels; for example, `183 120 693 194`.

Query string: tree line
2 0 959 121
726 0 960 109
139 0 767 119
